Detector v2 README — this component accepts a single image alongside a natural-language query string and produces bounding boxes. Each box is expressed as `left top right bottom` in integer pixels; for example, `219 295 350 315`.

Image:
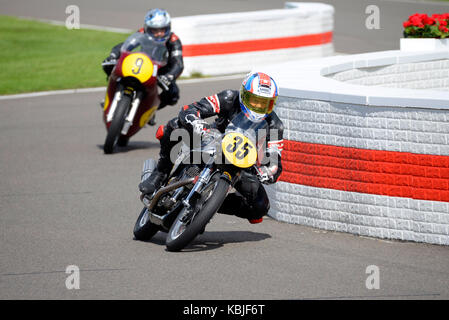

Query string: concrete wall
261 48 449 246
328 59 449 91
172 2 334 76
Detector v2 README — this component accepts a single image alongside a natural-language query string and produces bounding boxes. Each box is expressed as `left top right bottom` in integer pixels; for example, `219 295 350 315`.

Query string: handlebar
157 76 170 91
101 59 117 67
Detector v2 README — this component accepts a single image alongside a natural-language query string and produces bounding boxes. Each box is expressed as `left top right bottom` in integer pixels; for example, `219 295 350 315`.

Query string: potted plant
401 13 449 51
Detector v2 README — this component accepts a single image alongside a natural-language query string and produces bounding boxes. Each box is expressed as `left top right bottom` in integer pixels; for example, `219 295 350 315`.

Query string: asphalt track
2 78 449 300
1 0 449 301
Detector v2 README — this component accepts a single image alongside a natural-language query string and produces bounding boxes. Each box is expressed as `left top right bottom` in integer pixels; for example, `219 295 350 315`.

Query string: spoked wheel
133 207 159 241
103 94 131 154
165 174 230 252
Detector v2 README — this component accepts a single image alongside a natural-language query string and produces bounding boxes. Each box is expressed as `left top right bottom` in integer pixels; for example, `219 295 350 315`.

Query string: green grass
0 15 131 95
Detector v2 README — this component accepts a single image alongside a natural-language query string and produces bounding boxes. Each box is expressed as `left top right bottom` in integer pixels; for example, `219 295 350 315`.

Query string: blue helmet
144 9 171 42
239 72 279 122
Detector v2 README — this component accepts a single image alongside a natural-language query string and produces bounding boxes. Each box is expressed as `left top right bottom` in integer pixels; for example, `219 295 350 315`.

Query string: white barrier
172 2 334 76
261 49 449 246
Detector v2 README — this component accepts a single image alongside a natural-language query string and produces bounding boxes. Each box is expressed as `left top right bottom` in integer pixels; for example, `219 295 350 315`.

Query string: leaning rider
139 72 284 224
101 8 184 124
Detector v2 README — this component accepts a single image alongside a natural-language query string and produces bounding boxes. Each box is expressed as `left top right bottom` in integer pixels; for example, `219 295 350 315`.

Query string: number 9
132 58 143 74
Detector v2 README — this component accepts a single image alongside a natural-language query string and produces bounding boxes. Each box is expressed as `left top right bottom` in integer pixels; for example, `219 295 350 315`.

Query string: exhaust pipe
140 177 195 212
140 177 195 228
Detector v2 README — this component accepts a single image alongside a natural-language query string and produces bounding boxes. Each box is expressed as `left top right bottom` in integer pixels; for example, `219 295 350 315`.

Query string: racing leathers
142 89 284 223
102 29 184 110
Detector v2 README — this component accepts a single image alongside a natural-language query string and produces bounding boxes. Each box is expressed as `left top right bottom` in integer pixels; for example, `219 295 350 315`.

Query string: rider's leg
139 118 182 195
158 82 180 111
218 171 270 223
148 82 180 126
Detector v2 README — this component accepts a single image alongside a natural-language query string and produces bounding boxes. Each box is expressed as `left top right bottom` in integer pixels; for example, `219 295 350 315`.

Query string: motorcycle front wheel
103 94 131 154
165 174 230 252
133 207 159 241
117 135 129 147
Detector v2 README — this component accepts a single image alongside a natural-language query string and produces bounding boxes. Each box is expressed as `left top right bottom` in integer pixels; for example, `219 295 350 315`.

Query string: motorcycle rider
101 8 184 124
138 72 284 224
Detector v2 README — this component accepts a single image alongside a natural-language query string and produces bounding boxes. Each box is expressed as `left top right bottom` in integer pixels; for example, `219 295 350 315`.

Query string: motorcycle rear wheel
165 174 230 252
103 94 131 154
133 207 159 241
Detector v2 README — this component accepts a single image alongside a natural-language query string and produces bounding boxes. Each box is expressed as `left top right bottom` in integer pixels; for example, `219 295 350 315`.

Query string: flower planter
400 38 449 51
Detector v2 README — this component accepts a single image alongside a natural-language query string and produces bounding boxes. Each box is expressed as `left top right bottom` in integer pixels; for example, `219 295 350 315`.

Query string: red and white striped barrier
172 2 334 76
261 49 449 246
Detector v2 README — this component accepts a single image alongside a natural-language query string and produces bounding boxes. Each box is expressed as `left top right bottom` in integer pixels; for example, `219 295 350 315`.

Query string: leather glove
192 120 211 137
255 166 275 184
102 53 117 66
157 74 173 91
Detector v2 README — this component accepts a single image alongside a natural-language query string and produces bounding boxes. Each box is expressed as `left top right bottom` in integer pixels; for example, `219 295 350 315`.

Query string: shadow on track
97 140 159 153
135 230 271 252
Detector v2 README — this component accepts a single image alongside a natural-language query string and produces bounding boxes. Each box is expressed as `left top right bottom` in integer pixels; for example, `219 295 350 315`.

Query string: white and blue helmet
239 72 279 122
144 9 171 42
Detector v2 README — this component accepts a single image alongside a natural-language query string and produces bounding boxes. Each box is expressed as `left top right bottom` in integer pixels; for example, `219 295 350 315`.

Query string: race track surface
1 0 449 300
1 78 448 300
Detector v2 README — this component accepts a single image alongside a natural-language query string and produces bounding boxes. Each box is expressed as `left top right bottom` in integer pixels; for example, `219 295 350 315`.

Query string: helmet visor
146 26 169 39
241 89 277 114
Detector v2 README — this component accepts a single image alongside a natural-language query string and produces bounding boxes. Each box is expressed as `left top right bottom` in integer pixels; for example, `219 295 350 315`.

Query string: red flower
410 16 424 27
403 21 412 28
423 17 435 25
404 12 449 38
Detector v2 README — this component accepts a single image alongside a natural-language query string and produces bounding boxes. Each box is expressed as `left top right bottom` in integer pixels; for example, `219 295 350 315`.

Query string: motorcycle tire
117 135 129 147
133 207 159 241
103 94 131 154
165 175 230 252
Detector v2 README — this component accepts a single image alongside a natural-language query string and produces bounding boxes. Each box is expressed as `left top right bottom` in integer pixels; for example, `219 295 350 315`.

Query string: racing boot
218 188 268 224
148 114 156 126
138 169 167 195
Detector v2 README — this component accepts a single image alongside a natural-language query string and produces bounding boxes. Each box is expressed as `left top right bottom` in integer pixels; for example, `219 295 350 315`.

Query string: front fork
179 161 239 224
121 90 143 135
106 90 121 123
106 87 143 135
179 156 224 223
181 165 213 220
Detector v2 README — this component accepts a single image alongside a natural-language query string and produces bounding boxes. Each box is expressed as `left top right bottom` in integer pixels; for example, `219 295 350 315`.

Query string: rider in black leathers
139 72 284 224
102 9 183 119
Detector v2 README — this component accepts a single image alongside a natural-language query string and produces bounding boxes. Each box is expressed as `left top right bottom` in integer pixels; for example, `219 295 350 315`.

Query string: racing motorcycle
101 32 169 154
133 112 269 251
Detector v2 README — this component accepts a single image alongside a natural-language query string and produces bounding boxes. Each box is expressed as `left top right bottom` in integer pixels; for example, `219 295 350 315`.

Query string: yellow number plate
222 132 257 168
122 53 153 83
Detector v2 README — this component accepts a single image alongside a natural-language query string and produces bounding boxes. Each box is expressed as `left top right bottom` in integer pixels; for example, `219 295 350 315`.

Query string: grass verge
0 15 130 95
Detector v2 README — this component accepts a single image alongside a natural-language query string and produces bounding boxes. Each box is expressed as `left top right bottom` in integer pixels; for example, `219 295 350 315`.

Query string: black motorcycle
133 113 269 251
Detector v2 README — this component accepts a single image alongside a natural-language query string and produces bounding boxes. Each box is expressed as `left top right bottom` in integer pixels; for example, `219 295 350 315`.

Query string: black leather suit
155 89 284 222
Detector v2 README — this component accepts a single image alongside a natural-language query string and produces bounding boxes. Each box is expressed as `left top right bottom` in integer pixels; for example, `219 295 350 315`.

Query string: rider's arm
257 114 284 184
264 140 284 183
178 89 236 131
163 33 184 80
102 42 123 76
109 42 123 59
